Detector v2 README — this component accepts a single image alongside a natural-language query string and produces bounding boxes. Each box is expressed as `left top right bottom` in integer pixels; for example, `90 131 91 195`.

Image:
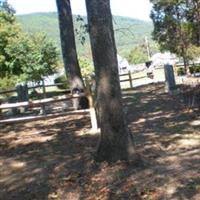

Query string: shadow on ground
0 83 199 200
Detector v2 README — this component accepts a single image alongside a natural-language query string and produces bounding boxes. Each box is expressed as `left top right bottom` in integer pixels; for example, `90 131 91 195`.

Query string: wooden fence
0 91 98 132
0 83 70 96
0 70 147 128
0 71 143 98
119 70 147 88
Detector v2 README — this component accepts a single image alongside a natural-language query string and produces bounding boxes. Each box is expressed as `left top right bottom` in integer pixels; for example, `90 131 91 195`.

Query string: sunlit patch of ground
0 83 200 199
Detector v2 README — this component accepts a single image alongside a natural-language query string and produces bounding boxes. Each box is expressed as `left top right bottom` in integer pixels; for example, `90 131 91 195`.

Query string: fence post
41 79 47 115
128 71 133 88
85 80 98 132
88 94 98 132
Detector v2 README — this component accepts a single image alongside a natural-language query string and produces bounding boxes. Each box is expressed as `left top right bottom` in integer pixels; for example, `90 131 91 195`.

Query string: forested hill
16 12 153 57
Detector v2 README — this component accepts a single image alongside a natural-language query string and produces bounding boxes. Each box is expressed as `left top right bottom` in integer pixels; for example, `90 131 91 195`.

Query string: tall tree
150 0 191 71
0 0 15 14
85 0 135 162
0 3 58 91
56 0 84 90
186 0 200 45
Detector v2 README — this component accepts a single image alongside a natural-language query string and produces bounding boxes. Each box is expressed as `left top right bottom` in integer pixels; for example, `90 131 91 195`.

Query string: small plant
189 66 195 74
0 76 17 98
177 67 186 76
54 75 69 90
194 65 200 73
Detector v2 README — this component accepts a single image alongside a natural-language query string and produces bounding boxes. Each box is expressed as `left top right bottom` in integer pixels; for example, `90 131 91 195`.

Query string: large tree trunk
85 0 135 162
56 0 84 90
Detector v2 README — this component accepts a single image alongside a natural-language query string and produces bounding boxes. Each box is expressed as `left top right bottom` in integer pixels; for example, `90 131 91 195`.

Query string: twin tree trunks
56 0 135 162
85 0 135 162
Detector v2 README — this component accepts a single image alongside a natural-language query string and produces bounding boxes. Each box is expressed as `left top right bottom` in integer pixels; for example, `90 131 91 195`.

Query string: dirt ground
0 83 200 200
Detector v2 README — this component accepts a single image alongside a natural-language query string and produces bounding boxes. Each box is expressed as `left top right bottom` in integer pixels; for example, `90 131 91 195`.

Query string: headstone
8 96 18 116
16 83 29 112
16 84 29 102
0 99 2 115
164 64 177 94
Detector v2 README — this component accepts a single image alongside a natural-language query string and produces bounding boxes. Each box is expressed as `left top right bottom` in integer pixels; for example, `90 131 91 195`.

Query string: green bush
177 68 186 76
194 65 200 73
54 75 69 90
0 76 17 98
189 66 195 74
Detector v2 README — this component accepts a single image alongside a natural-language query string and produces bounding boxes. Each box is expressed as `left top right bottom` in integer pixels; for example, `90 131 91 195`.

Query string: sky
7 0 152 21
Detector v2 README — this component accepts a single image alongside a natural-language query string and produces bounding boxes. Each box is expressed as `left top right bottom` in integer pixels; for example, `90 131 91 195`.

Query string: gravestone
16 83 29 112
8 96 18 116
164 64 177 94
16 84 29 102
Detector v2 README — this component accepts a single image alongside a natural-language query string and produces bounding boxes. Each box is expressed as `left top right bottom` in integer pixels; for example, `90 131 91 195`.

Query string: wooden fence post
41 79 47 115
85 79 98 132
88 94 98 132
128 71 133 88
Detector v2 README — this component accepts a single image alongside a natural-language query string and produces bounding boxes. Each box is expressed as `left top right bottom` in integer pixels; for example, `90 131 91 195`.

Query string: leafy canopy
150 0 200 64
126 45 149 64
0 1 59 85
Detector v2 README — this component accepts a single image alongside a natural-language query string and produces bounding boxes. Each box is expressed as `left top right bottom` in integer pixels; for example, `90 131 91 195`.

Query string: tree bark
85 0 135 162
56 0 84 90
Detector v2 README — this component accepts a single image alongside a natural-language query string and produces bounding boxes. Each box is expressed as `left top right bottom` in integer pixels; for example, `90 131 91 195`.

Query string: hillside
16 12 154 57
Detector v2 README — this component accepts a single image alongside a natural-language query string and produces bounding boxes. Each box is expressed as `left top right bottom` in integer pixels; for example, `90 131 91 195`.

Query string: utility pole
145 36 151 60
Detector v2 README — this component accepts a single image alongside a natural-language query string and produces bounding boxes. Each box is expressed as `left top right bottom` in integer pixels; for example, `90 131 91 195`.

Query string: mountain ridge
16 12 154 57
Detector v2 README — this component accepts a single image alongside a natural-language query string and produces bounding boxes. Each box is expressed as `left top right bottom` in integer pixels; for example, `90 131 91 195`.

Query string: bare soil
0 83 200 200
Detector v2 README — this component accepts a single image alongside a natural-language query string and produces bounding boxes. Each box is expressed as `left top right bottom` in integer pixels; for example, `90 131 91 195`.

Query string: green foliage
194 65 200 73
54 75 69 89
187 45 200 62
177 68 186 76
126 45 148 64
0 11 21 77
188 65 200 74
79 57 94 78
0 9 59 82
75 15 88 45
0 0 15 14
150 0 200 64
0 75 17 97
189 66 195 74
21 33 59 82
151 1 188 52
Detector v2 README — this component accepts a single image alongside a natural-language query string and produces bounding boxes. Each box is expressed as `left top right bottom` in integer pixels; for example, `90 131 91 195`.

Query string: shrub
189 66 195 74
177 67 186 76
0 76 17 98
54 75 69 90
194 65 200 73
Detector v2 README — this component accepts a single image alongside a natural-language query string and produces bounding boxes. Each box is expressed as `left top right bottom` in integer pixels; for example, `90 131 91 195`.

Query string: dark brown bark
56 0 84 90
85 0 135 162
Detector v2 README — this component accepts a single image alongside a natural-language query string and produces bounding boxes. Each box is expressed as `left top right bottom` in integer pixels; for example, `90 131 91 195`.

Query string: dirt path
0 83 199 200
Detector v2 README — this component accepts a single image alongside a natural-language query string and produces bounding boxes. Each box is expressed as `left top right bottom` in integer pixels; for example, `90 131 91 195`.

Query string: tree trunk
182 47 188 74
56 0 84 90
85 0 135 162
